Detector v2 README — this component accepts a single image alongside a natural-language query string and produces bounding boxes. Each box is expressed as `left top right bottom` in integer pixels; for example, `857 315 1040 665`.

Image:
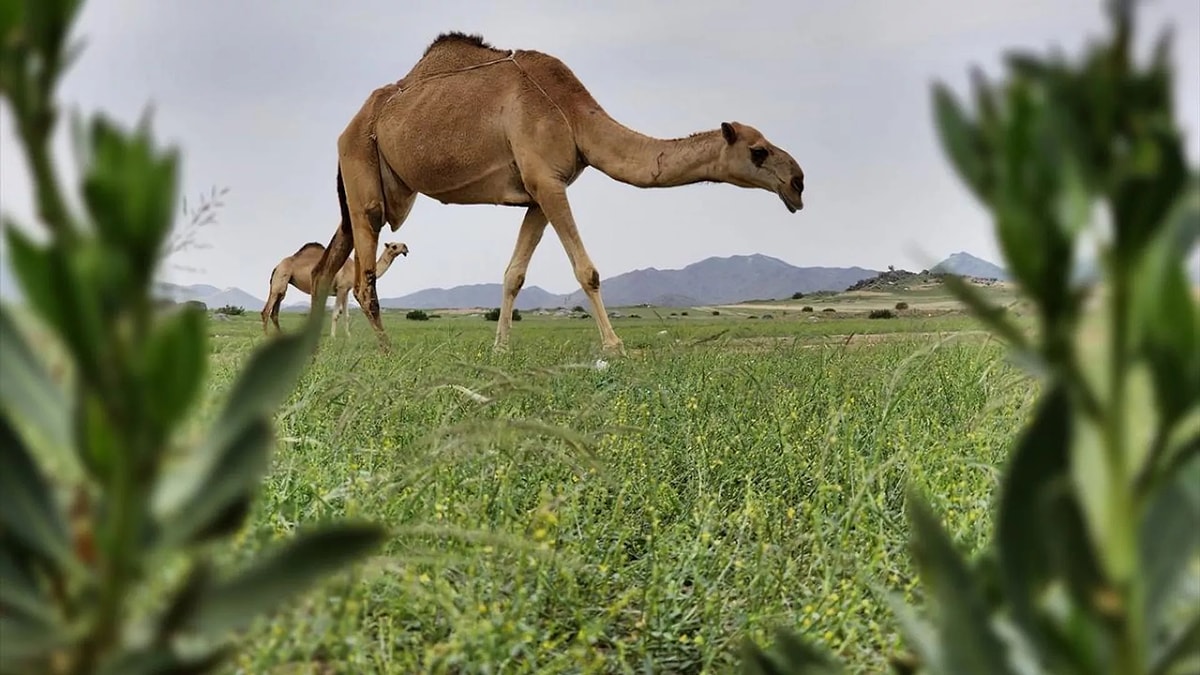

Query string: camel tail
336 163 352 237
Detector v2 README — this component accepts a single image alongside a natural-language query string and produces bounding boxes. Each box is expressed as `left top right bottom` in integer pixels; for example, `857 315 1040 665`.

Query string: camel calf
262 240 408 336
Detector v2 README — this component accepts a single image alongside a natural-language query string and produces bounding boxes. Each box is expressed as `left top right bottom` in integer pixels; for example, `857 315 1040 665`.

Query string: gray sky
2 0 1198 300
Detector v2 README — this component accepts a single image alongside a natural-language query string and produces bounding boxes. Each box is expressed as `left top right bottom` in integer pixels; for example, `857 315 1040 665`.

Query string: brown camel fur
312 31 805 354
263 240 408 336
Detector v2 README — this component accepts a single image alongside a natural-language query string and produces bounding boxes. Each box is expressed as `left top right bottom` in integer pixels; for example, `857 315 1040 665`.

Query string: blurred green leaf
1042 483 1110 628
1111 126 1189 261
185 523 386 639
5 225 72 342
95 644 228 675
906 489 1017 675
931 83 991 206
0 415 74 570
80 114 180 287
740 628 842 675
141 305 207 434
1140 453 1200 642
1070 413 1132 585
0 612 74 673
209 329 314 448
1149 613 1200 675
884 591 943 673
0 305 75 474
0 542 59 635
154 416 272 549
994 384 1071 656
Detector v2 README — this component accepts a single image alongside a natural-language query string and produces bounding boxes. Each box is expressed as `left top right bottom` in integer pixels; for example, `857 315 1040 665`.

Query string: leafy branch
741 0 1200 673
0 1 387 673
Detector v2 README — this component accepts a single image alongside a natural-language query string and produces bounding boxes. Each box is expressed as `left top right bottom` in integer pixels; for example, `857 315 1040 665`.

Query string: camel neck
577 115 723 188
376 255 397 277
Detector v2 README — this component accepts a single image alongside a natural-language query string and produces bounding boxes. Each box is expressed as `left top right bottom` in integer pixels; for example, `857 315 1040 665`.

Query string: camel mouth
778 190 803 214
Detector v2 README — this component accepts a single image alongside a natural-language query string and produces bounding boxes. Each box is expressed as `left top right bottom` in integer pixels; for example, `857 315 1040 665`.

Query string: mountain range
137 252 1010 312
2 251 1059 311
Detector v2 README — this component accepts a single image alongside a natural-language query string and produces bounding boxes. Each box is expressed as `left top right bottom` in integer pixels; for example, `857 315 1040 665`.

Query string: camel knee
504 269 526 295
575 265 600 292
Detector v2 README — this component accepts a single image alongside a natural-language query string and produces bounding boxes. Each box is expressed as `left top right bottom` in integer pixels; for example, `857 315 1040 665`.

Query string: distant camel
263 240 408 336
311 31 805 355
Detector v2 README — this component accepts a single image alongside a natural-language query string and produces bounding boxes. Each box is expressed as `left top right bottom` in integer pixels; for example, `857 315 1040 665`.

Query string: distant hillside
931 252 1008 280
155 282 264 310
379 283 564 311
560 254 879 308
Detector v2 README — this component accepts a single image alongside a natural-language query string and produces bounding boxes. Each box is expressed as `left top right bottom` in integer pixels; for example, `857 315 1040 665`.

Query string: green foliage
895 302 909 310
213 305 244 316
483 307 521 322
0 2 386 673
406 309 430 321
868 309 895 319
802 306 814 312
741 1 1200 672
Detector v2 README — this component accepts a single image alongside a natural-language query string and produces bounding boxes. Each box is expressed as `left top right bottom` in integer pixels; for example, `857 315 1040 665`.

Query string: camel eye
750 147 768 166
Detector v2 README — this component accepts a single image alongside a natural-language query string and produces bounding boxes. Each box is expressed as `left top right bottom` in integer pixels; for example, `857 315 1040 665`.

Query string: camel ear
721 122 737 145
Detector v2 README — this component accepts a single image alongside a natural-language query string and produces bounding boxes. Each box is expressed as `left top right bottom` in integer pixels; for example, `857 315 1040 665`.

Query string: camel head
382 241 409 260
717 121 805 213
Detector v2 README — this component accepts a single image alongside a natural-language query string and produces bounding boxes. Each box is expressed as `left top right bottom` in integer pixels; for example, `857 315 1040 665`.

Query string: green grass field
178 294 1036 673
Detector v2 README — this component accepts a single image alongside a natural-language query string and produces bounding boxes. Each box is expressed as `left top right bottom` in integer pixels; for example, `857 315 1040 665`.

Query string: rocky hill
930 252 1008 280
558 254 879 308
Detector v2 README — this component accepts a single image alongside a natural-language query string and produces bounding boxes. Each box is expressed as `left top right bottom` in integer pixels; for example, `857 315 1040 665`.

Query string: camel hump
293 241 325 256
423 31 496 56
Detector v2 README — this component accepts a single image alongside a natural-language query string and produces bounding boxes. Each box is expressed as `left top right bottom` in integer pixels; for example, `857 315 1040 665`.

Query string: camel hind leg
261 263 290 335
336 134 416 349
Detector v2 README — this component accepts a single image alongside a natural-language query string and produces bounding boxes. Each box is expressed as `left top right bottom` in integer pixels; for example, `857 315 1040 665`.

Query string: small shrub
895 301 909 310
483 307 521 321
572 305 585 313
214 304 244 316
681 311 689 316
711 310 720 316
801 306 814 312
745 2 1200 671
791 291 805 299
822 308 836 313
868 309 895 319
405 309 429 321
0 5 386 672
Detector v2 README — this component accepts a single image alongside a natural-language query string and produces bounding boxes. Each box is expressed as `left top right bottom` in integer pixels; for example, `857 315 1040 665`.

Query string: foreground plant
743 0 1199 673
0 1 386 673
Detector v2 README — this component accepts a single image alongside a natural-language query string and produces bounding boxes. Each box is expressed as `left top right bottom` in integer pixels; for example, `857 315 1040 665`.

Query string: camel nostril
791 177 804 194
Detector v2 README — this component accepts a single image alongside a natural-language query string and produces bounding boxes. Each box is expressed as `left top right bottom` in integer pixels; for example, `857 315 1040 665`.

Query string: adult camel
312 32 805 354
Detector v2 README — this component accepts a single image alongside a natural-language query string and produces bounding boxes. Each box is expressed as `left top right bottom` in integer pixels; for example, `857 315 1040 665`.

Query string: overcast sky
2 0 1198 300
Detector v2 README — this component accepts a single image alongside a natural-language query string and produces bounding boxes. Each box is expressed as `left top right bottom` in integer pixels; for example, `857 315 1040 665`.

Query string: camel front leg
528 183 623 355
334 286 352 337
494 205 549 352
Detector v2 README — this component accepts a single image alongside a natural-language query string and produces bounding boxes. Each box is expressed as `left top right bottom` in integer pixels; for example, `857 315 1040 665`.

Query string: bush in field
801 306 813 312
214 304 245 316
0 4 386 673
894 301 909 310
483 307 521 322
868 309 895 319
406 309 430 321
742 1 1200 672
